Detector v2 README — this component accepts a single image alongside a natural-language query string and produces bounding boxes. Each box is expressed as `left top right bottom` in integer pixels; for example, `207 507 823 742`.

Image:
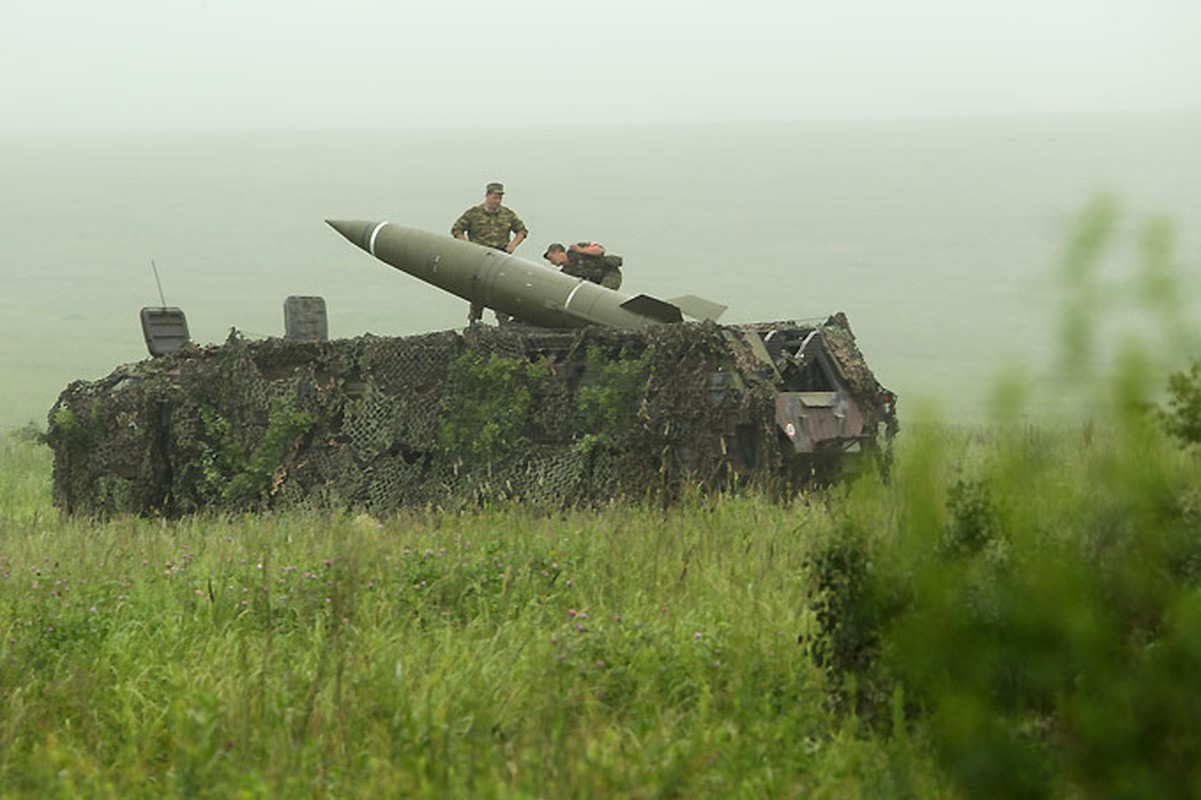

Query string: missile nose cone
325 219 378 252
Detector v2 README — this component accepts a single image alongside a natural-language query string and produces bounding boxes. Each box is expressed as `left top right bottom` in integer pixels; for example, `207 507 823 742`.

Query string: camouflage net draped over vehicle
47 319 891 516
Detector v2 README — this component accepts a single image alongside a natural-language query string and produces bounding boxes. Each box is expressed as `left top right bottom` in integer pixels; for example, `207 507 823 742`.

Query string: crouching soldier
543 242 623 290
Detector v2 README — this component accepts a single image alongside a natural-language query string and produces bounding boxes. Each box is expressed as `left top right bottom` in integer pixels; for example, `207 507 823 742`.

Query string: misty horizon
4 0 1198 136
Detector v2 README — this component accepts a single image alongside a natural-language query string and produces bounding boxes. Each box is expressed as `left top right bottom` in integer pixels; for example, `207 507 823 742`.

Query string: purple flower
567 608 578 618
693 632 703 641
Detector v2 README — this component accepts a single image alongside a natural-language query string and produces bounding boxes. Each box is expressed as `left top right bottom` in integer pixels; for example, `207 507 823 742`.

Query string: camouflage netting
47 319 892 516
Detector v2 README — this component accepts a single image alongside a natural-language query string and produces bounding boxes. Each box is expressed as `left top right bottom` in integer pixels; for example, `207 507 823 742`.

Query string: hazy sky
3 0 1199 134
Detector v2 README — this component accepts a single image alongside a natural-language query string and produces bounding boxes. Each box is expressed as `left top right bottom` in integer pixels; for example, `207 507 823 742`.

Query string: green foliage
438 351 550 462
1160 358 1201 445
806 197 1201 799
199 401 315 505
574 345 652 452
49 406 92 450
810 423 1201 798
940 478 1003 557
0 431 52 523
0 461 937 797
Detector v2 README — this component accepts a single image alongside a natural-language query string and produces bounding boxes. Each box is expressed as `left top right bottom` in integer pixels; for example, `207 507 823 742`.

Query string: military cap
543 242 566 258
485 182 505 195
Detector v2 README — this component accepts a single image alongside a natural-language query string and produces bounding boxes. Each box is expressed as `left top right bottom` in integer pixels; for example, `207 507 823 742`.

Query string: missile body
327 220 720 329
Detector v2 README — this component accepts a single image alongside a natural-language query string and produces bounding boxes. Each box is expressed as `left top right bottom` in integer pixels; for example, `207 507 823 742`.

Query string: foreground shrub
810 414 1201 799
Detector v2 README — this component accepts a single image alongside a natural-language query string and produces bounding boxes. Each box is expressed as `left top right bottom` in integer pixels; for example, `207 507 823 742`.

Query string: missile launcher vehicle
46 223 897 516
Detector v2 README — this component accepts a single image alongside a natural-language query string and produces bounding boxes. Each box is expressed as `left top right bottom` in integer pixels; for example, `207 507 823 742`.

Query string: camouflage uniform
451 201 527 323
450 205 527 251
562 243 623 290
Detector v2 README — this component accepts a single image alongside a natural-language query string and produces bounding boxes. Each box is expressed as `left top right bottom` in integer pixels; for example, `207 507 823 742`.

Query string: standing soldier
451 182 528 323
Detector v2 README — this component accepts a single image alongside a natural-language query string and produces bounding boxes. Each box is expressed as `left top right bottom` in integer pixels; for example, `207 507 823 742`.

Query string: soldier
544 242 623 290
451 182 528 323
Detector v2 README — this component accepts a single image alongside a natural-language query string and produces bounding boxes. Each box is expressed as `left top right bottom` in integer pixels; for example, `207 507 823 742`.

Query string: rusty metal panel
776 391 867 453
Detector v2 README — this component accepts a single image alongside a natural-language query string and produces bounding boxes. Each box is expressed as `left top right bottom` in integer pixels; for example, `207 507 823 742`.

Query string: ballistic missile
326 220 725 329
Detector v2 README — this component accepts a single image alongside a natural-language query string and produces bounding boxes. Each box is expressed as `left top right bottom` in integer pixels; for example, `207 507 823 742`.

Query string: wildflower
567 608 578 618
595 660 604 669
576 624 587 633
693 632 703 641
117 595 126 602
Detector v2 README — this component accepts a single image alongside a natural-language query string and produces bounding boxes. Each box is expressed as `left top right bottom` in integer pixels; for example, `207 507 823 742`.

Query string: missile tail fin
619 294 685 324
669 295 727 322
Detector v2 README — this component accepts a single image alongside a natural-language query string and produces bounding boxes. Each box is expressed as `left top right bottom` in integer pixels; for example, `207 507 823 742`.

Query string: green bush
438 351 550 462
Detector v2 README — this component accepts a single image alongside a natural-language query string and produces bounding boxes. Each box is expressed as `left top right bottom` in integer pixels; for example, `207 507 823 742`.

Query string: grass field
7 398 1201 797
2 429 958 797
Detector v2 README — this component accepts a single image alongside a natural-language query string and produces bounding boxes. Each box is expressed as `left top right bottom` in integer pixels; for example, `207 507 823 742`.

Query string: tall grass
809 197 1201 799
0 436 952 797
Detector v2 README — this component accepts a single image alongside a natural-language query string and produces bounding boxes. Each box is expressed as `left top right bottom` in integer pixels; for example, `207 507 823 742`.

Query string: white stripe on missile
563 280 586 311
368 222 388 257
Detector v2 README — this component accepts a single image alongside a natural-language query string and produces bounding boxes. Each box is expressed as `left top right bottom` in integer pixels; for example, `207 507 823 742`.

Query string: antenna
151 259 168 308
